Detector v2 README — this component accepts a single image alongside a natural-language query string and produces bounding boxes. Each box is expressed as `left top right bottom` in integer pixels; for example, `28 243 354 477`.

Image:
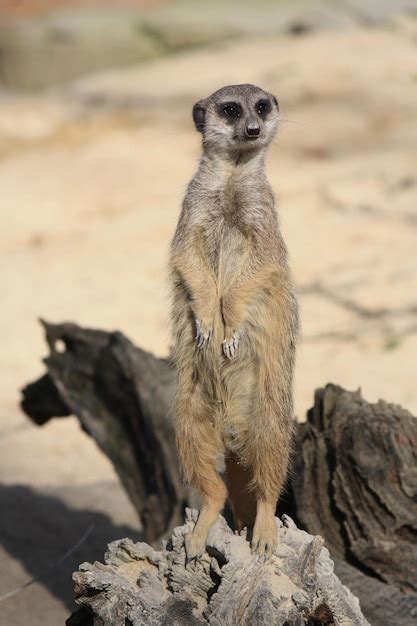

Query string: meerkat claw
185 555 197 568
233 331 242 350
223 330 243 359
195 319 212 348
223 340 233 359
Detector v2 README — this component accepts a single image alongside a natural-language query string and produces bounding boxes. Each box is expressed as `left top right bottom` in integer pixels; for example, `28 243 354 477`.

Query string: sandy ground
1 18 417 623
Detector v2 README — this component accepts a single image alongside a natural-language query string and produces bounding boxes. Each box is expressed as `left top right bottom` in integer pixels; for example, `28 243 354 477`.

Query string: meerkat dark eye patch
220 102 241 119
256 99 271 117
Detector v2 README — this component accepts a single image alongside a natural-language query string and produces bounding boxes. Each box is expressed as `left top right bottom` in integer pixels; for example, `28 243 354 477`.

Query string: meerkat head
192 83 279 157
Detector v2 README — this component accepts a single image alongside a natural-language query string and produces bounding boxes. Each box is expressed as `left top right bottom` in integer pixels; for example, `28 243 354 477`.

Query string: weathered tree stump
21 320 182 543
292 385 417 593
21 320 417 624
66 510 368 626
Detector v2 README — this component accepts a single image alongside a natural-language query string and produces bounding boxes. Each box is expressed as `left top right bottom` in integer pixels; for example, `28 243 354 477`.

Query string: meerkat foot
195 318 213 348
184 528 207 561
251 517 278 559
223 329 243 359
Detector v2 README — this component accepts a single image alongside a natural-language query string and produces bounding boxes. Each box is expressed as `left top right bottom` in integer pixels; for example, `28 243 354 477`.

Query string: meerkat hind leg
177 407 227 560
185 479 226 560
175 382 227 560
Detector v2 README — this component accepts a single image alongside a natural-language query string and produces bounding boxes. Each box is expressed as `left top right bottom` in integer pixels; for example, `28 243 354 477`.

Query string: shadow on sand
0 483 142 611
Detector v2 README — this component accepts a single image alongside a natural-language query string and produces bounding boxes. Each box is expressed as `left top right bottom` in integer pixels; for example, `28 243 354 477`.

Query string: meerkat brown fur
169 84 299 559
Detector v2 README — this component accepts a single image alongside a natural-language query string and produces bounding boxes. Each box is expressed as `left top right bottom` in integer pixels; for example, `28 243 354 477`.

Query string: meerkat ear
192 100 206 133
272 95 279 111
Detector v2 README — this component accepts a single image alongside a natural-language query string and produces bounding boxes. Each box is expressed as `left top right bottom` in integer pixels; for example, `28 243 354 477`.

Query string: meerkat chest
192 181 260 283
203 217 250 286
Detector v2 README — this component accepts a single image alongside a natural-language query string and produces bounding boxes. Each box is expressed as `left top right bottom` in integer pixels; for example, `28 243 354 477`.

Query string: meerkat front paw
195 318 213 348
223 329 243 359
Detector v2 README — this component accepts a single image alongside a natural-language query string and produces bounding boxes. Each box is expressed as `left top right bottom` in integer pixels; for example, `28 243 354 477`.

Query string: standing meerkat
169 83 299 559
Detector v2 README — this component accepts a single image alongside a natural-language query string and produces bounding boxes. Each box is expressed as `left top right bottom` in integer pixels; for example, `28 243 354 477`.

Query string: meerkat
169 83 299 559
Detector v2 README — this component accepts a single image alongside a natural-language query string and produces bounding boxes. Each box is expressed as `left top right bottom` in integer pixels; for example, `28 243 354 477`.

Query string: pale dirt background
1 4 417 623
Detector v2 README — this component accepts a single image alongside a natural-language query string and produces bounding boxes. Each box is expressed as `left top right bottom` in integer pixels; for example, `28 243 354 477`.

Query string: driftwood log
22 320 184 543
66 510 368 626
292 385 417 593
21 321 417 625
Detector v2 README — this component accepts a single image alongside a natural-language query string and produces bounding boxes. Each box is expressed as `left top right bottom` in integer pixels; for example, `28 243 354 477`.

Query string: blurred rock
1 0 417 90
0 8 162 90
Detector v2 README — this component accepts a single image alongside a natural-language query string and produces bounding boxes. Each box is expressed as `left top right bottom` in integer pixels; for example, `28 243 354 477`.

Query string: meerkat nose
245 124 260 138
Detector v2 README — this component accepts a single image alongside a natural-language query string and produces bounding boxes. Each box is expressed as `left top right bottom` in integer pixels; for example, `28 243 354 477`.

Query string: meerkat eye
222 103 240 118
256 99 271 117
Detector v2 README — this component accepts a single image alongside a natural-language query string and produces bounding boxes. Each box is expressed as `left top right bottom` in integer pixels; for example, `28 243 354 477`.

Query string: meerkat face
192 83 279 155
